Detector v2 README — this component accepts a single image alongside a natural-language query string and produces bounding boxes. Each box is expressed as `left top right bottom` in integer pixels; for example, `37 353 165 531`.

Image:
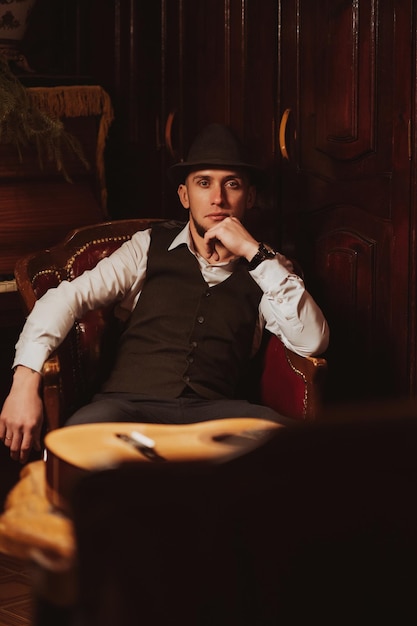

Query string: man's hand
203 216 259 262
0 366 43 463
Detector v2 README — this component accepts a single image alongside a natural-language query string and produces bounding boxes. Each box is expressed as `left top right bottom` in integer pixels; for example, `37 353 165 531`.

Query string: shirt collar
168 222 194 253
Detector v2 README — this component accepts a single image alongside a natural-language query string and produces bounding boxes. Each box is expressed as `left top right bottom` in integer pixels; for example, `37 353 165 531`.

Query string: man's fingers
3 433 13 447
9 431 23 462
208 243 220 261
5 431 34 464
19 444 33 465
22 427 39 462
204 236 221 260
204 217 256 260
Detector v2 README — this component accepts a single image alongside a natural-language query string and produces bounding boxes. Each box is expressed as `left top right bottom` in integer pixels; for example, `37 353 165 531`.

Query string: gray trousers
65 391 294 427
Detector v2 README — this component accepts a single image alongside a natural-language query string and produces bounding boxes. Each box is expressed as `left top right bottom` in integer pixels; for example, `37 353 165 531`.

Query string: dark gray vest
102 222 262 399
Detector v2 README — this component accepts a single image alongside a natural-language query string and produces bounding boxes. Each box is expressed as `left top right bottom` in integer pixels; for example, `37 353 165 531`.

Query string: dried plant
0 54 89 181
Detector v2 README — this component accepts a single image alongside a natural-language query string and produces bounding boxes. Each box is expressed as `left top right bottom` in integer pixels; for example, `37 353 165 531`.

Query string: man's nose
211 184 225 205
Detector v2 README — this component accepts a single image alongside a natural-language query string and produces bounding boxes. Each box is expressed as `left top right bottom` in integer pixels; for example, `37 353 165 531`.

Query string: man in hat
0 124 329 463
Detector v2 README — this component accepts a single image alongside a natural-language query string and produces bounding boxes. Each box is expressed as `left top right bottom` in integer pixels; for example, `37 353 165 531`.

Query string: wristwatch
247 242 277 270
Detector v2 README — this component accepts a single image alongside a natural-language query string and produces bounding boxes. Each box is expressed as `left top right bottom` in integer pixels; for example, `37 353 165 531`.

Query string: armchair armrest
42 354 63 433
260 334 327 420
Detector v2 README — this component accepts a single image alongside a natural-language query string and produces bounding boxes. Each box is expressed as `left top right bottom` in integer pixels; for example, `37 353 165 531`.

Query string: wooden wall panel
21 1 279 230
160 0 279 237
279 0 413 403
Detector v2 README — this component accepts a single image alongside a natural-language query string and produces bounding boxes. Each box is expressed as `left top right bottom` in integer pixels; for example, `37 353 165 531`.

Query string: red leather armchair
14 219 327 432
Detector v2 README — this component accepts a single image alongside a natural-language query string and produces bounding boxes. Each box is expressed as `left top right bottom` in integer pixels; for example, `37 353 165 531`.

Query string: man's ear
177 184 190 209
246 185 256 209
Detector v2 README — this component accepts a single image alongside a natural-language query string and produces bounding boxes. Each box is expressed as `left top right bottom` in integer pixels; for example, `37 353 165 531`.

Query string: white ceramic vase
0 0 37 70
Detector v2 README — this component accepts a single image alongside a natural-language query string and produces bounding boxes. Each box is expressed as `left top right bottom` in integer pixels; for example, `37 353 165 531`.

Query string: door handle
165 110 178 159
279 108 291 160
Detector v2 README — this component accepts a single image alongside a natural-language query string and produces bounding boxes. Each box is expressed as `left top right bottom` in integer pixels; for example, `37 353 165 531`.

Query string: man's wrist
12 365 42 388
244 242 260 262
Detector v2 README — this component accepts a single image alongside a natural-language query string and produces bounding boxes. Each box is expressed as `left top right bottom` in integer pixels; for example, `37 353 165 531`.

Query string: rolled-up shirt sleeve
13 229 151 373
250 252 330 357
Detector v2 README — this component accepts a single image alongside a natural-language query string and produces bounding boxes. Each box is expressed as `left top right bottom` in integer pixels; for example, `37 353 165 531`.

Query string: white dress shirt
14 223 329 374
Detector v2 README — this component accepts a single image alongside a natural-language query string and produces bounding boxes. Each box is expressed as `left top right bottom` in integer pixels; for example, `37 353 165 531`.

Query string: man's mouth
207 213 228 221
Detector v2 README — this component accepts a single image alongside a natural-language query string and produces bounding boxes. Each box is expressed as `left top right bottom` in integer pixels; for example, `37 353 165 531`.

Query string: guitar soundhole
212 429 271 446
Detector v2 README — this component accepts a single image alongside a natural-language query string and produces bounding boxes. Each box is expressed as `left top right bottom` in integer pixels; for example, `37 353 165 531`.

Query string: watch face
261 243 276 258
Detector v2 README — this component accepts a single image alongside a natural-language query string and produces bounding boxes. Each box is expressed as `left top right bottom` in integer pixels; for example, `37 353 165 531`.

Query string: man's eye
198 180 209 187
226 180 240 189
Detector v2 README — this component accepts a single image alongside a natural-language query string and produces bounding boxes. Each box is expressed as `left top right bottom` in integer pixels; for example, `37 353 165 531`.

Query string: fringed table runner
28 85 114 209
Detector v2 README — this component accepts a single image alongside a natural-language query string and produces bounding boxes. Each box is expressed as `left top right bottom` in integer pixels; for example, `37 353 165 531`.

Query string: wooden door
278 0 414 404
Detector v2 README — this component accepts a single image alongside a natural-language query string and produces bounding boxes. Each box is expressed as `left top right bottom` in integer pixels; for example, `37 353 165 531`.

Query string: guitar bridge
116 433 166 462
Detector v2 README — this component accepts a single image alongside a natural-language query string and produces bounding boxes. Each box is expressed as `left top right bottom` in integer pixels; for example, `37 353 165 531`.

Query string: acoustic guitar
44 418 282 514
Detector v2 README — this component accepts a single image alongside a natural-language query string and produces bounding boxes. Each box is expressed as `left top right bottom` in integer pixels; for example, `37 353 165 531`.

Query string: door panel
279 0 413 403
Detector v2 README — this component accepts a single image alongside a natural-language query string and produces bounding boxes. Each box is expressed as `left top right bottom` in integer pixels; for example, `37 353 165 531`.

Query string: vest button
197 316 204 324
190 341 198 348
184 375 190 383
205 290 211 297
188 356 194 363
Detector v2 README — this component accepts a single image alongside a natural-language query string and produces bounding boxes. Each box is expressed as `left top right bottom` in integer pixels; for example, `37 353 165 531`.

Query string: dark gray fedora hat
168 123 263 187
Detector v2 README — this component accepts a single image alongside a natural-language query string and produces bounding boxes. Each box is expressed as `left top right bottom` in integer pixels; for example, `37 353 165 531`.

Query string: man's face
177 169 256 239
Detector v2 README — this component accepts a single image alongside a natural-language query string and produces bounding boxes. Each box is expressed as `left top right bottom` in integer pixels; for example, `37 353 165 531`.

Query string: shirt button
197 316 204 324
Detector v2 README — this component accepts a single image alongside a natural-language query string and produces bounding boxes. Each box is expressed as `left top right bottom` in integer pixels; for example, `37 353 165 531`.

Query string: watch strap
247 242 276 271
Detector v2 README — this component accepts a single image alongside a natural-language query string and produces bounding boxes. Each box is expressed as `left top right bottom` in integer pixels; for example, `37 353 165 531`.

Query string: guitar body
44 418 282 514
